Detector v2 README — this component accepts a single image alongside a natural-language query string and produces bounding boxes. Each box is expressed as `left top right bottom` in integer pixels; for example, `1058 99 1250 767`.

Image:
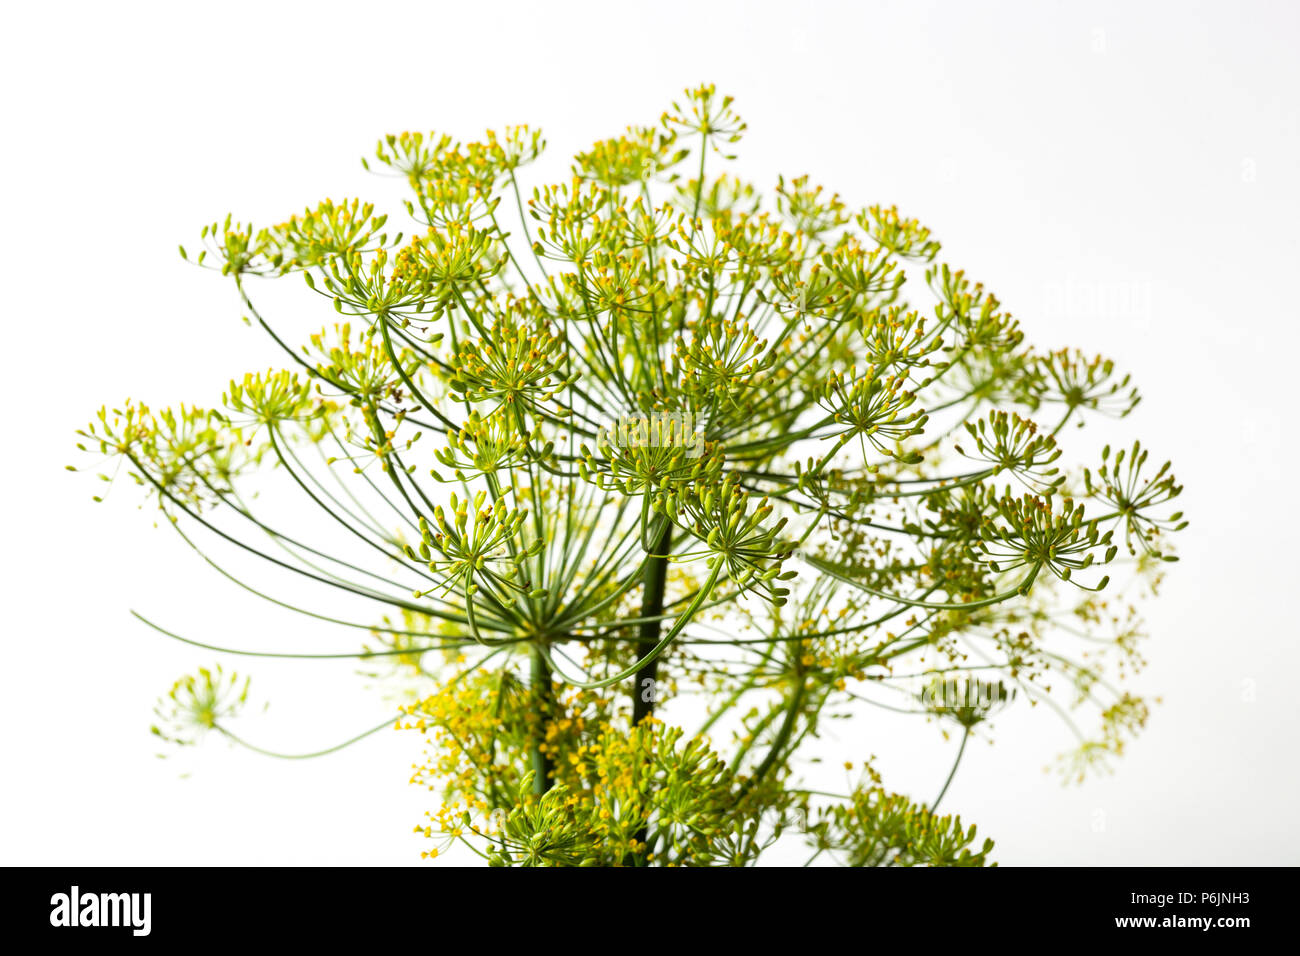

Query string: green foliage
76 84 1186 866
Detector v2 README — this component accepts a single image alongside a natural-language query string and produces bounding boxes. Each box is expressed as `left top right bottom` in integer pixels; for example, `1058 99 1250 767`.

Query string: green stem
633 523 673 727
530 644 553 796
630 522 673 864
931 727 970 812
740 672 806 799
692 132 707 219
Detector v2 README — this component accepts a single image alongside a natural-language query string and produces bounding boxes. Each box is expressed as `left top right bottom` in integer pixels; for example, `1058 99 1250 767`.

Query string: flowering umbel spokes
981 492 1118 591
1084 441 1186 559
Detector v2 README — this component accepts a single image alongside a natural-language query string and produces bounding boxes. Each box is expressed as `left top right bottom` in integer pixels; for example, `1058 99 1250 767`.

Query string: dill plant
74 85 1186 867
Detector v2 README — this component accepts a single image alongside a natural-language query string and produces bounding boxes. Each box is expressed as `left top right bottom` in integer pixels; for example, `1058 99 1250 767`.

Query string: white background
2 0 1297 865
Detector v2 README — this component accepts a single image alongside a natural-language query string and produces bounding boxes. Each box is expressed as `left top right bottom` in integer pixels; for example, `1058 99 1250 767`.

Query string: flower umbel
79 84 1187 867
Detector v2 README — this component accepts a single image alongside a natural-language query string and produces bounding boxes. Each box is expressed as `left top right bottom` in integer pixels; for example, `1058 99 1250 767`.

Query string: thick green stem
629 522 672 864
530 644 553 796
633 523 673 726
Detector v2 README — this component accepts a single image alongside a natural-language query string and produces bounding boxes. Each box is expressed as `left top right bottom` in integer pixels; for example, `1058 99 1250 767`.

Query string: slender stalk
739 672 806 799
931 728 971 813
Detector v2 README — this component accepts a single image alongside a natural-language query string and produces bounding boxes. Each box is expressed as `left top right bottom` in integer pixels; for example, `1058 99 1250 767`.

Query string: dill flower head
151 666 250 748
81 82 1187 866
